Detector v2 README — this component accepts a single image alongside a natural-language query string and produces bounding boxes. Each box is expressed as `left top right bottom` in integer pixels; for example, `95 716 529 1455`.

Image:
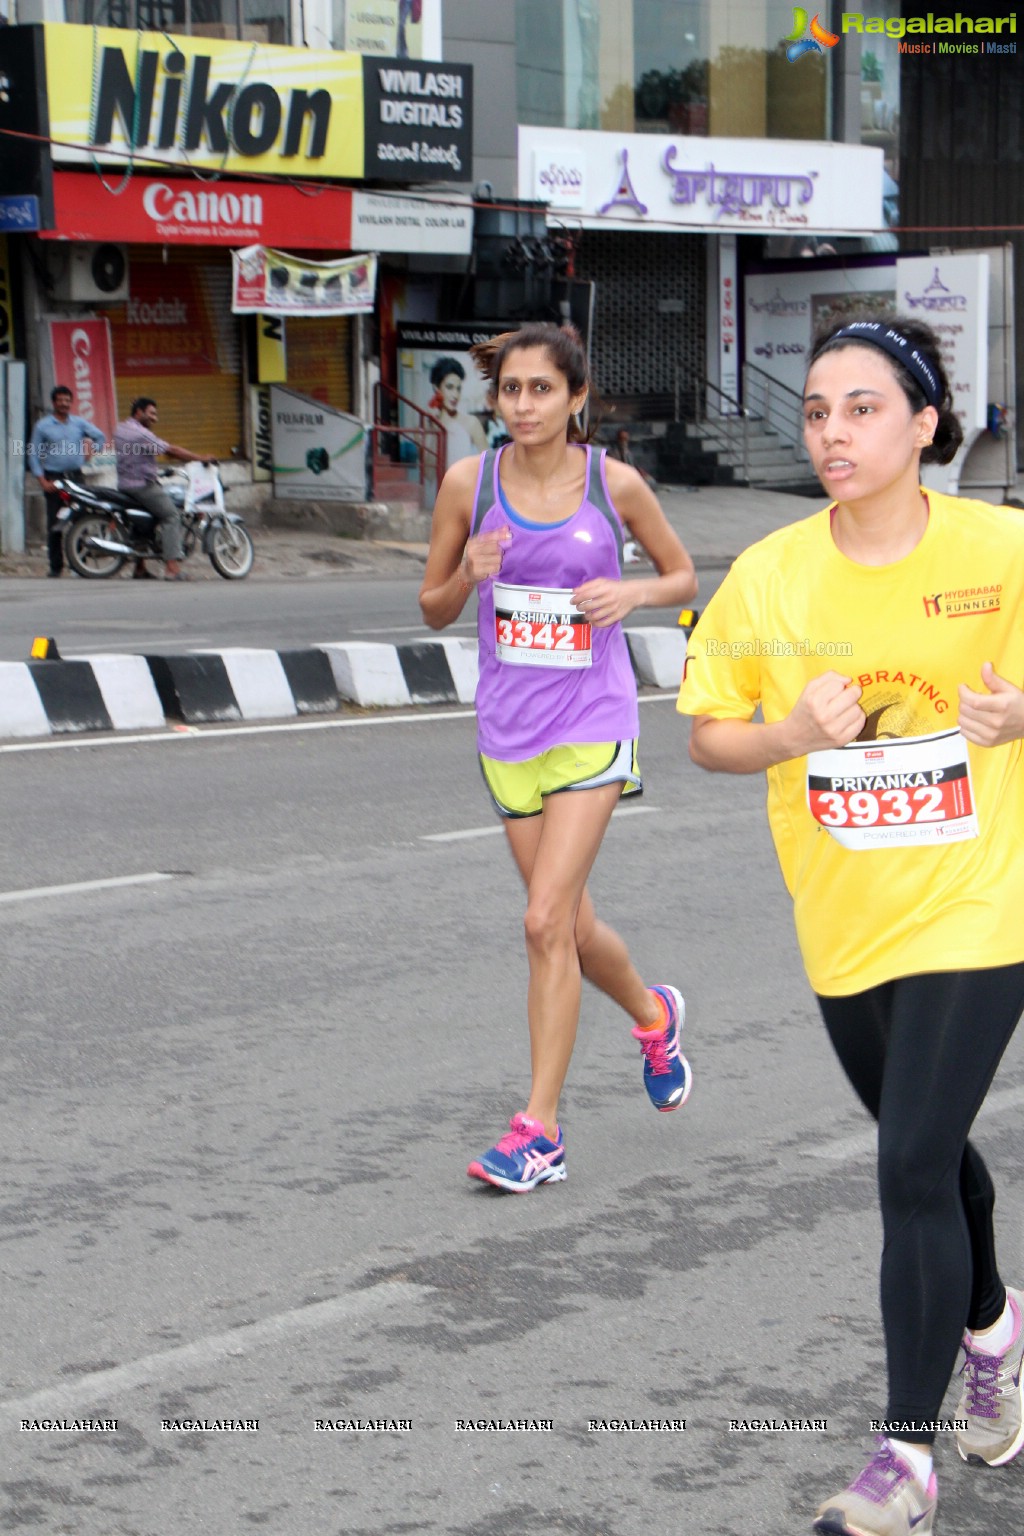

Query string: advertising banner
898 254 989 435
43 24 364 180
743 261 897 399
344 0 425 58
269 385 366 502
42 173 353 249
256 315 287 384
232 248 377 317
48 318 118 440
397 322 509 468
104 260 222 376
899 252 990 495
362 57 472 183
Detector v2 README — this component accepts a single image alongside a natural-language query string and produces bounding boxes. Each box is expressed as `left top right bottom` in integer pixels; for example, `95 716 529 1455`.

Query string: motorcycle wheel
64 515 128 579
208 521 254 580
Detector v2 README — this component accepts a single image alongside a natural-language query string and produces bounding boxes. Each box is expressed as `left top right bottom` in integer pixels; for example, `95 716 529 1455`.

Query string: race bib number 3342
807 728 979 849
492 581 593 669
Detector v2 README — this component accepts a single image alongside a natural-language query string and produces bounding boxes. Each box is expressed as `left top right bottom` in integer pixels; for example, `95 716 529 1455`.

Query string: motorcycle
54 462 255 580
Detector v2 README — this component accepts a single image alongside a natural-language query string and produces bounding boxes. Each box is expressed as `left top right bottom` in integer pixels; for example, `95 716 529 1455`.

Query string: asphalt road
3 700 1023 1535
0 483 813 663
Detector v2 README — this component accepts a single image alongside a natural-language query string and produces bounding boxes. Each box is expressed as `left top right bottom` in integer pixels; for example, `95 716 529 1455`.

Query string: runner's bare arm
689 673 866 774
419 456 510 630
573 459 697 627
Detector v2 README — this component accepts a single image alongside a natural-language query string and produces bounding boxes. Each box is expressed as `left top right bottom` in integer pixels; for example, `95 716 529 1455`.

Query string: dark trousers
43 472 82 574
817 963 1024 1441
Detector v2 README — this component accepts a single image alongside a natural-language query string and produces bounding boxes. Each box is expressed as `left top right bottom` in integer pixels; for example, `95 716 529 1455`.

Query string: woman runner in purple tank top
419 322 698 1191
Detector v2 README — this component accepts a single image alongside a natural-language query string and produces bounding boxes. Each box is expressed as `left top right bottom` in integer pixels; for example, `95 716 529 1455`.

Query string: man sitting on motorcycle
114 398 214 581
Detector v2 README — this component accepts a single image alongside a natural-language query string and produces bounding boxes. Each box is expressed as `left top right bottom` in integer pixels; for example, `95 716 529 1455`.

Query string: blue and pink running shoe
467 1113 567 1193
632 985 692 1112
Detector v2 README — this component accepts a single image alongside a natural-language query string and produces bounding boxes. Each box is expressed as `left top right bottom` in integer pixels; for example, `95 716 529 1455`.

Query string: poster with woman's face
397 322 511 466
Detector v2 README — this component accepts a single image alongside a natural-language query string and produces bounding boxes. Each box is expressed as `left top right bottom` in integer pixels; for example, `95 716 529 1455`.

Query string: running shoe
632 985 692 1112
467 1114 566 1193
955 1286 1024 1466
813 1438 937 1535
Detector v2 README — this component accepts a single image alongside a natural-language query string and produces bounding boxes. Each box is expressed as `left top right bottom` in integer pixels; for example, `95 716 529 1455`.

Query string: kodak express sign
43 24 364 179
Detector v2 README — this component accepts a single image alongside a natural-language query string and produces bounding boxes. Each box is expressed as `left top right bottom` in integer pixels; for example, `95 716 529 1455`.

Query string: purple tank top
470 443 639 760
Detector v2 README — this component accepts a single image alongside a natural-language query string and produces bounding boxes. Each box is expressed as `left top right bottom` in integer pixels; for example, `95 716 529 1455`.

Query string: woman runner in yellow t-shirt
678 315 1024 1536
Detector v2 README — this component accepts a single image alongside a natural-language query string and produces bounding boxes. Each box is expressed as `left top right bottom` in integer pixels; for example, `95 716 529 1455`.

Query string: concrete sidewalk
0 482 822 585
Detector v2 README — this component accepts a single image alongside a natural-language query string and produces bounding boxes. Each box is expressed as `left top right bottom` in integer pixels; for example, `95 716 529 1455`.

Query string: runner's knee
524 897 577 956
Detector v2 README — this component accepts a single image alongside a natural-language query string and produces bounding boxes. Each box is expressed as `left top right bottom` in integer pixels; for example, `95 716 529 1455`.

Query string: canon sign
70 327 98 420
142 182 264 229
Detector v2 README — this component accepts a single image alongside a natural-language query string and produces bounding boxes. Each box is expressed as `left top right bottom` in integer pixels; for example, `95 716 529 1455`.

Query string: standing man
113 397 212 581
28 385 106 578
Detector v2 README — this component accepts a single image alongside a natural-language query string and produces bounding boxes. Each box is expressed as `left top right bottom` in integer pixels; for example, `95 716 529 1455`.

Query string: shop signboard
269 385 366 502
350 190 472 255
8 24 472 185
362 57 472 183
40 173 354 249
0 194 40 233
518 126 884 236
43 25 362 179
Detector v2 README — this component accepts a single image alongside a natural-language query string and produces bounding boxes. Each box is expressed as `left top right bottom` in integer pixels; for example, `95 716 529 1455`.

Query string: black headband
827 322 943 408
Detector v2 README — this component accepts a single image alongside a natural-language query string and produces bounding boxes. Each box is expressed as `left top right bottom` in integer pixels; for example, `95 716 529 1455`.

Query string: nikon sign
30 25 472 183
42 24 365 179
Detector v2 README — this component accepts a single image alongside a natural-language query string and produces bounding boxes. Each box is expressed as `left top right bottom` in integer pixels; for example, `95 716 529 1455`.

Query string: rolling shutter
283 316 352 412
100 247 242 460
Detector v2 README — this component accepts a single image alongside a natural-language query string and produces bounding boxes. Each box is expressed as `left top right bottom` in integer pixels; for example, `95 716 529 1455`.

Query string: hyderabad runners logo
922 586 1002 619
784 8 840 60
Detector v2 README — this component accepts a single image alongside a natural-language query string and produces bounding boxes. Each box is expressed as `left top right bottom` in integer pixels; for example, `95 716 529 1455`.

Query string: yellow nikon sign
44 24 364 179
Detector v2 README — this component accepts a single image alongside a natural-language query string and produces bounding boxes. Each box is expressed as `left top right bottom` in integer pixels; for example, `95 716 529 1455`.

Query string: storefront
36 172 360 460
0 21 475 498
517 126 887 407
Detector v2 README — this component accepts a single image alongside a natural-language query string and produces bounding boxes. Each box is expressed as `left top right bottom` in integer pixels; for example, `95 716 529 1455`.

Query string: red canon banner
41 174 353 249
48 318 118 441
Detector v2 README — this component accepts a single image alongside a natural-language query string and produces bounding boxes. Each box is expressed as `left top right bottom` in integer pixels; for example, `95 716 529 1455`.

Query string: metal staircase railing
370 381 446 508
742 362 806 453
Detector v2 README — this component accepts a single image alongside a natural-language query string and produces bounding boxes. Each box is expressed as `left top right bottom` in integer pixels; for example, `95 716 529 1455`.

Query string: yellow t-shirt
677 490 1024 995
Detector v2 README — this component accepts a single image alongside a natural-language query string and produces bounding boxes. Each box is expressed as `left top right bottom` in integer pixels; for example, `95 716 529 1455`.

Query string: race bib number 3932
493 581 593 668
806 728 979 849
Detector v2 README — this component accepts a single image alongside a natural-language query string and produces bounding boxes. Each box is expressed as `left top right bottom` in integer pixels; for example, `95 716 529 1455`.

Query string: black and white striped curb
0 628 687 740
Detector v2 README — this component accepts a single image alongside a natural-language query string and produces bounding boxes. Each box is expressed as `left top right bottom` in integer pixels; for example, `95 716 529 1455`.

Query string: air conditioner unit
49 243 130 304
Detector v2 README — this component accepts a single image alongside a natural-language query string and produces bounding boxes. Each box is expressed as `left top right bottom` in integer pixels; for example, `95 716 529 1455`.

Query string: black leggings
817 964 1024 1443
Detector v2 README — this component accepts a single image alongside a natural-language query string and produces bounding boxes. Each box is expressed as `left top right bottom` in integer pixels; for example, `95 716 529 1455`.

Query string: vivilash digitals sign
41 24 471 182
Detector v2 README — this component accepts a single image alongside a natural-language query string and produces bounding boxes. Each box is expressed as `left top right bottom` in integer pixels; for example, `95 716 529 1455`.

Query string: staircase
653 365 822 495
672 416 817 491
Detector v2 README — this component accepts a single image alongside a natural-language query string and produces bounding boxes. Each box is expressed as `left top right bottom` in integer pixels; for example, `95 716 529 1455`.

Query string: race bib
493 582 592 668
807 728 979 849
